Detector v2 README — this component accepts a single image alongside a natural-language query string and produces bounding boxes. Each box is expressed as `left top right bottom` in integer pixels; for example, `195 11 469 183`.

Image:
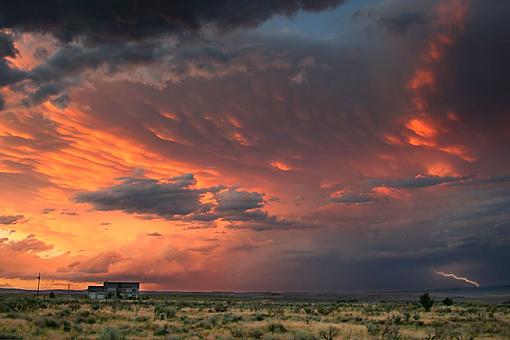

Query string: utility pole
37 273 40 297
67 283 70 301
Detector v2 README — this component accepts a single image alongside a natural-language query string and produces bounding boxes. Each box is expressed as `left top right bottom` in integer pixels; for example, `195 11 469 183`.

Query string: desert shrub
196 316 219 329
252 312 265 321
79 310 90 317
419 293 434 312
318 305 335 316
153 325 171 336
380 324 401 340
69 303 80 311
268 322 287 333
0 334 22 340
442 297 453 306
154 304 177 319
293 330 317 340
304 306 315 315
49 292 55 299
62 320 71 332
210 303 229 313
249 328 264 339
134 315 150 322
5 312 23 319
319 326 339 340
393 315 402 325
222 312 243 324
99 326 126 340
40 317 61 328
0 298 47 313
230 327 245 338
57 308 71 317
402 309 411 323
366 321 380 335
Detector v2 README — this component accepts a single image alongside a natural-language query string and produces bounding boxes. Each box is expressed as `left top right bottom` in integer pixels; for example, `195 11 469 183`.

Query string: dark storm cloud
0 215 24 225
0 31 16 57
422 0 510 168
0 56 27 88
74 174 221 218
0 32 26 92
368 175 466 189
74 173 310 230
225 218 315 232
329 192 375 205
329 175 469 206
379 12 429 35
216 189 264 212
0 1 346 43
0 0 347 107
283 186 510 290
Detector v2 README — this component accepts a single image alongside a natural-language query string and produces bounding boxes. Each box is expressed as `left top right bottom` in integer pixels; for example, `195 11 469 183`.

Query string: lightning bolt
434 271 480 287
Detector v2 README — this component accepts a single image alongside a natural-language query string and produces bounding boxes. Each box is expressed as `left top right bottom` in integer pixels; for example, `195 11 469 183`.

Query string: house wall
88 291 106 299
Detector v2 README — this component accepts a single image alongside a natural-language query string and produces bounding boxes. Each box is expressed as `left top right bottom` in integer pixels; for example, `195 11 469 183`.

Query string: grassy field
0 292 509 339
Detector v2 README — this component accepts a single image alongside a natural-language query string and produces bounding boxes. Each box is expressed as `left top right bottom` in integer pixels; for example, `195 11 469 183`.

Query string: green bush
442 297 453 306
419 293 434 312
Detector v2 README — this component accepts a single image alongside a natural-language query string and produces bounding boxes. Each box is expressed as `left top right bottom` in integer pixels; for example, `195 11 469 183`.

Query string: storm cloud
74 173 304 230
1 0 510 291
0 0 347 108
0 1 346 43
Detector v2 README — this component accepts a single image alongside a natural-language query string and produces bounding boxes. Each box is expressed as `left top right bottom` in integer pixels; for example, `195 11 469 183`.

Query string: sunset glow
1 0 509 292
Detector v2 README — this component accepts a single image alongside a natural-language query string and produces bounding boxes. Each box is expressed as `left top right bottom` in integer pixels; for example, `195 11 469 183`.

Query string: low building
87 285 106 300
87 281 140 299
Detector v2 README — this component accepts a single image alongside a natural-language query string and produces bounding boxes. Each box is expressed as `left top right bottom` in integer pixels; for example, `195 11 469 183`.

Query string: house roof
87 286 105 292
104 281 140 288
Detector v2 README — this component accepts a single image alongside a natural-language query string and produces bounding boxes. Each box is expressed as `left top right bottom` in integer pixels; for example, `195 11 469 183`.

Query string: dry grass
0 294 509 339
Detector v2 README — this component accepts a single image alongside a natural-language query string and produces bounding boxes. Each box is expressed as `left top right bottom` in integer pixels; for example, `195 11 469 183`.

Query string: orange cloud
406 118 437 138
270 161 292 171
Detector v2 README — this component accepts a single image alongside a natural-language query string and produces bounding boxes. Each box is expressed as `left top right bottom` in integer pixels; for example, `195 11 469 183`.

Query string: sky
0 0 509 292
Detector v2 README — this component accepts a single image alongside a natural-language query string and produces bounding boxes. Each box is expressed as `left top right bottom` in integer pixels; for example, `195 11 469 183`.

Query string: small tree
419 293 434 311
49 292 55 299
442 297 453 306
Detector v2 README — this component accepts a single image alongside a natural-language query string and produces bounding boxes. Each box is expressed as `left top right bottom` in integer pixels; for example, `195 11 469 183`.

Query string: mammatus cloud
434 270 480 287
